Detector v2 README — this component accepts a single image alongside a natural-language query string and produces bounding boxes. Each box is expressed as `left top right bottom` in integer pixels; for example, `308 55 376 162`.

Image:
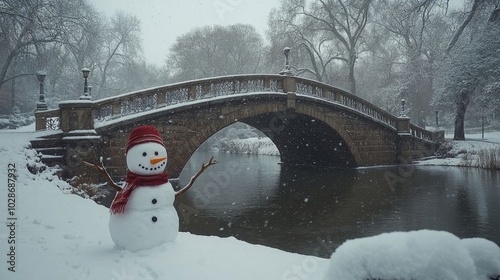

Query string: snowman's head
126 142 168 175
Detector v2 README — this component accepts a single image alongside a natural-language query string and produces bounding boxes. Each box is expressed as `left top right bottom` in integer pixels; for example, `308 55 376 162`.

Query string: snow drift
325 230 500 280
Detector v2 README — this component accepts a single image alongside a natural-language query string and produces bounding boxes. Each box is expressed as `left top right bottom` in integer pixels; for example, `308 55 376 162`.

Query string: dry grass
476 146 500 169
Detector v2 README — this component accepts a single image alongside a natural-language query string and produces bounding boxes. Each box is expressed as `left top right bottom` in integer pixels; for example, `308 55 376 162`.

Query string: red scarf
110 171 169 214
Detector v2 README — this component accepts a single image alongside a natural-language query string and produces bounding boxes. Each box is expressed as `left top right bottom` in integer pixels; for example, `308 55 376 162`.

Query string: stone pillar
287 92 296 111
188 85 197 101
396 116 412 164
432 130 446 143
396 117 410 134
34 111 49 131
59 100 95 132
58 100 101 184
283 76 296 94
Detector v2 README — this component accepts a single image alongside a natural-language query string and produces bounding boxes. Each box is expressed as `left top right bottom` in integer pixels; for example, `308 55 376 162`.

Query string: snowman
88 125 217 252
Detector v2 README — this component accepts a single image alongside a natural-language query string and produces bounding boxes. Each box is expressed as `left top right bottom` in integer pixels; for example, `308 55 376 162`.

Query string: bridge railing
92 74 284 123
34 108 60 131
293 77 398 128
409 123 434 142
34 74 438 143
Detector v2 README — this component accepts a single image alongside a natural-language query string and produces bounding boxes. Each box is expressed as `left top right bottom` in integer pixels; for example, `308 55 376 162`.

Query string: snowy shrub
25 146 109 201
436 141 469 158
324 230 500 280
25 147 48 174
436 141 454 158
0 113 35 129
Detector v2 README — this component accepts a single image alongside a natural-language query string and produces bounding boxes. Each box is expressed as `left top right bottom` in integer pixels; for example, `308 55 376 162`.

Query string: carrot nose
150 156 167 165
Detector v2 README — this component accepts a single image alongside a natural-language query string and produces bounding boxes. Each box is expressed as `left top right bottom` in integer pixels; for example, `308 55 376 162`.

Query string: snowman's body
109 182 179 252
108 137 179 252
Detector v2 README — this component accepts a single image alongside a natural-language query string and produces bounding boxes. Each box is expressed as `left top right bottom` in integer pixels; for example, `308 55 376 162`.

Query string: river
174 151 500 258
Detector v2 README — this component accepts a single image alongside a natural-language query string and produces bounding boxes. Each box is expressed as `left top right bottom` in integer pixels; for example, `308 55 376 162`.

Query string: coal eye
142 152 147 157
154 151 159 156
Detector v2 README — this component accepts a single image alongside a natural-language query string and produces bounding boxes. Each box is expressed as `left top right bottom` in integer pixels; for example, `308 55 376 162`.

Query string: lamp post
79 67 91 100
36 71 48 111
482 114 485 139
400 98 406 117
279 47 293 76
434 110 439 130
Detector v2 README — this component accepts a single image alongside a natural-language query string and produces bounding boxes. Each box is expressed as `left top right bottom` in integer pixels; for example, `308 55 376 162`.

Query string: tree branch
175 156 218 197
445 0 481 55
82 158 122 192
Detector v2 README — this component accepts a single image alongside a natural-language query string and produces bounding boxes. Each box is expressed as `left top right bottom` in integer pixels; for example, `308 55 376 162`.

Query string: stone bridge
31 74 444 185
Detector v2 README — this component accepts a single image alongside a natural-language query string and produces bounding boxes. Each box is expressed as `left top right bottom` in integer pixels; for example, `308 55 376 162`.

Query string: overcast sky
90 0 467 67
90 0 281 66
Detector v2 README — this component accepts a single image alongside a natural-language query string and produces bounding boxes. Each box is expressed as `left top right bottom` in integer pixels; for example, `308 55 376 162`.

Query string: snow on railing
34 74 434 143
409 123 434 142
92 74 284 122
294 77 398 129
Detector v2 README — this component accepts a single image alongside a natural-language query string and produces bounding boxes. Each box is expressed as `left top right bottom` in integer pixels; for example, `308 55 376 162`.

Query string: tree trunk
453 98 469 140
348 58 356 95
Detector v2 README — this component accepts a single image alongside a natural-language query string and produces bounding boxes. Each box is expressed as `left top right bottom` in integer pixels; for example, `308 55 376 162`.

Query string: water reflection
173 152 500 258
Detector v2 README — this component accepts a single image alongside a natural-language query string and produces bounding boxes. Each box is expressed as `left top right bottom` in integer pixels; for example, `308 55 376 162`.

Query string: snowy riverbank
214 137 280 156
416 131 500 168
218 130 500 167
0 125 499 279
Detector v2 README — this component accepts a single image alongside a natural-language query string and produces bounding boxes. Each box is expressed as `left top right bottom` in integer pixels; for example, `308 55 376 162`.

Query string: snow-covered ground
416 131 500 167
326 230 500 280
0 125 327 280
0 124 499 279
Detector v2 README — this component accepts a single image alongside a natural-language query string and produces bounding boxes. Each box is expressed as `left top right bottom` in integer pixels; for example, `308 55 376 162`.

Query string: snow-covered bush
0 113 35 129
25 147 109 201
325 230 500 280
436 140 468 158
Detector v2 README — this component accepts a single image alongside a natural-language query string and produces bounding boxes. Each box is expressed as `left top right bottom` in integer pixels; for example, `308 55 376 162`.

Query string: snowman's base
109 207 179 252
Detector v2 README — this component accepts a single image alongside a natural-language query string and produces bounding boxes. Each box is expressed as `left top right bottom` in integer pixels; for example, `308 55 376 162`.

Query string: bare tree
51 0 105 99
166 24 265 82
0 0 157 115
268 0 372 94
441 6 500 140
95 11 142 98
0 0 68 112
444 0 482 55
372 0 451 126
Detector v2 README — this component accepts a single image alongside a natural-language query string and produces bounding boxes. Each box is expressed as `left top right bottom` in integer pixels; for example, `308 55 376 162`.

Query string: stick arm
82 157 122 192
175 156 218 197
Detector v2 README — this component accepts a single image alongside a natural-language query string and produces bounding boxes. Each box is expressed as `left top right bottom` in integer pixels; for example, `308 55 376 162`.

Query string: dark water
174 151 500 258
